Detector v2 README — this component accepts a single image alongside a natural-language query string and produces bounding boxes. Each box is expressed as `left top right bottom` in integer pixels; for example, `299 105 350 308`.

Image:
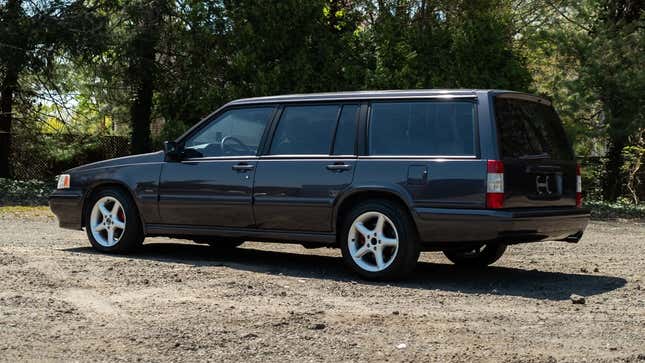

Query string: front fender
75 162 163 228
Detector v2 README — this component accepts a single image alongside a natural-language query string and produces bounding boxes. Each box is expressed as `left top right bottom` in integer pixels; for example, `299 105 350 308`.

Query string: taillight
576 164 582 208
486 160 504 209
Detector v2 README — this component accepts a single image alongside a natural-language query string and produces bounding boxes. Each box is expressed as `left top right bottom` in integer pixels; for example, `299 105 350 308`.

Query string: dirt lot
0 208 643 362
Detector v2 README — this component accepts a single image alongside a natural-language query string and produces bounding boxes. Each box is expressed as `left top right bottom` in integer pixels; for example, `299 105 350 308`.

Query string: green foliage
363 0 530 90
622 142 645 203
584 199 645 220
516 0 645 200
2 0 644 203
0 178 54 206
580 158 606 201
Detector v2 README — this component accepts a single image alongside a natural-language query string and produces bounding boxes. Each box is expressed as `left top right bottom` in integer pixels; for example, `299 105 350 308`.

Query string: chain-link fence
10 133 130 181
578 156 645 202
7 133 644 201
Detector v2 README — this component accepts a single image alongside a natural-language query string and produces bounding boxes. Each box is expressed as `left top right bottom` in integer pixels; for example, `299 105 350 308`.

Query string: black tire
339 200 420 280
443 244 507 268
193 237 245 249
85 187 144 253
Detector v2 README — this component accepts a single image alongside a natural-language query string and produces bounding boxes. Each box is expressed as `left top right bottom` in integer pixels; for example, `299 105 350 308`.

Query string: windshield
494 96 574 161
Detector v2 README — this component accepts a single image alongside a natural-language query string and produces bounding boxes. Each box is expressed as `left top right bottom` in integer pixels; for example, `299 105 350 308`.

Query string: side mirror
164 141 183 161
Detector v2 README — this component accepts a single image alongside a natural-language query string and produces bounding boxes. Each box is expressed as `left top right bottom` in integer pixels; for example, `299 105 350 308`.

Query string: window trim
366 99 480 158
331 104 360 156
263 102 361 157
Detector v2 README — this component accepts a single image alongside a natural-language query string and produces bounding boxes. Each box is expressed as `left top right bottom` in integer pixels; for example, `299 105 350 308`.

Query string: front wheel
443 244 507 267
85 188 143 253
340 201 420 280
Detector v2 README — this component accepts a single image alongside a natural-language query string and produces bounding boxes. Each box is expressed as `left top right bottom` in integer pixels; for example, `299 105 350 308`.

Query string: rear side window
269 105 340 155
369 101 476 156
494 97 573 160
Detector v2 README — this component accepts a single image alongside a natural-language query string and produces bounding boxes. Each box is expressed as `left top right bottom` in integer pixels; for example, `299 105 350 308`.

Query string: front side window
184 107 274 157
269 105 340 155
369 101 476 156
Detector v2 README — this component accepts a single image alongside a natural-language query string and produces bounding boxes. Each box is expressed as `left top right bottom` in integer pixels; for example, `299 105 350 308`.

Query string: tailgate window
494 97 573 161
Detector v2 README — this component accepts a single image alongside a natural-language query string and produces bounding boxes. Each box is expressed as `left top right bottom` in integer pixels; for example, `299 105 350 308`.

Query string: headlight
57 174 71 189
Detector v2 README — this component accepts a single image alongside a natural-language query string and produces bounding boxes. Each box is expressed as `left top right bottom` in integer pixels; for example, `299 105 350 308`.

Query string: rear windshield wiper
518 152 551 160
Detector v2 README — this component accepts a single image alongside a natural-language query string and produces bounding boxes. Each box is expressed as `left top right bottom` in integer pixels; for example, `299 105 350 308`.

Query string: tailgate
493 94 577 208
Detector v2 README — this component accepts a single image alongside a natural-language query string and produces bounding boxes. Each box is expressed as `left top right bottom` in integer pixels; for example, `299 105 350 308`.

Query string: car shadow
63 242 627 301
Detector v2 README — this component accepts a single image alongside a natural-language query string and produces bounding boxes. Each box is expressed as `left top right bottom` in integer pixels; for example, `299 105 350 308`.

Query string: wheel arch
333 187 418 243
81 181 144 232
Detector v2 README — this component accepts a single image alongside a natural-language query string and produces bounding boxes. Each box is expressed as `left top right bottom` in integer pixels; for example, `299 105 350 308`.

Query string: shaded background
1 0 643 205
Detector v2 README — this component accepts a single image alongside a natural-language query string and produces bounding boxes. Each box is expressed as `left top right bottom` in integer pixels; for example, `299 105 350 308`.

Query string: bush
584 199 645 220
0 178 55 206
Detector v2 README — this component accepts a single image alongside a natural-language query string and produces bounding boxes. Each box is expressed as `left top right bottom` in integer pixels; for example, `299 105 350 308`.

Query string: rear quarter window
369 101 476 156
494 97 574 160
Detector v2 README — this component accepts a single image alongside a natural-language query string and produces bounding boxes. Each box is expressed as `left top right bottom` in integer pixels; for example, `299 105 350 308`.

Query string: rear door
493 94 577 208
359 99 485 209
253 104 359 232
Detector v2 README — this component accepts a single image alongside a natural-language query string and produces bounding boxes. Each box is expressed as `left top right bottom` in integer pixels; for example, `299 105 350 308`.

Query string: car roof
227 89 522 106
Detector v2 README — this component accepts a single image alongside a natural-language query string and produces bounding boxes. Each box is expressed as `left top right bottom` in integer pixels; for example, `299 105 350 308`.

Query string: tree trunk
128 2 164 155
0 0 23 178
130 81 154 154
0 68 19 179
603 135 627 201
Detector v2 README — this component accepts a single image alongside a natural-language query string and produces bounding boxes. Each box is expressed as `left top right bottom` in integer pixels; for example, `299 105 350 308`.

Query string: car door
158 106 275 227
355 99 486 241
253 104 359 232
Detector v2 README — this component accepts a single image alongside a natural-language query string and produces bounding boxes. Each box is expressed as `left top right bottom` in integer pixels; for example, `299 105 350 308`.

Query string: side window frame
331 104 360 156
365 98 480 158
178 105 278 159
261 102 360 157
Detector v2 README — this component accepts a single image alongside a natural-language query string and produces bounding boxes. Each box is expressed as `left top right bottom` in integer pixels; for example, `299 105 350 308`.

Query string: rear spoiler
494 92 552 106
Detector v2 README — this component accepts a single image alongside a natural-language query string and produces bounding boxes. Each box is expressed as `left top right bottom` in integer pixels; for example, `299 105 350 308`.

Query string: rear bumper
414 207 590 244
49 190 84 230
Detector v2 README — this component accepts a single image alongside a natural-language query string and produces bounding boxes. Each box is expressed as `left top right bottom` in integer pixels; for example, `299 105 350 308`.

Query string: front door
158 106 275 227
253 104 359 232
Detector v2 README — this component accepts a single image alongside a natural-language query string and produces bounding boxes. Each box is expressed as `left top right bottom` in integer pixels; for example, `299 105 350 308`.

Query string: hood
67 151 165 174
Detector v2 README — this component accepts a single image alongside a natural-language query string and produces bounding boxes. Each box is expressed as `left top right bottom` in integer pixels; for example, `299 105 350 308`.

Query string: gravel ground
0 209 643 362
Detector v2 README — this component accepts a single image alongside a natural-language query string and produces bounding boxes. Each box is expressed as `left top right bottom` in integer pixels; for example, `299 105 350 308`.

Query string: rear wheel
443 244 507 267
85 188 143 253
340 200 420 280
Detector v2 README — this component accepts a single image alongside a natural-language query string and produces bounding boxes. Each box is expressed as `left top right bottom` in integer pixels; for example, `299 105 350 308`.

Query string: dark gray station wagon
50 90 590 279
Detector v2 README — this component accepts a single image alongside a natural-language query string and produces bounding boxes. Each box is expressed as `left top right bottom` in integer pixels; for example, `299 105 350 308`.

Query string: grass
0 205 54 219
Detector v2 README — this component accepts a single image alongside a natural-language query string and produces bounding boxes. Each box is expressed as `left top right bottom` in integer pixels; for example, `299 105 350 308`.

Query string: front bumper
414 207 590 244
49 190 84 230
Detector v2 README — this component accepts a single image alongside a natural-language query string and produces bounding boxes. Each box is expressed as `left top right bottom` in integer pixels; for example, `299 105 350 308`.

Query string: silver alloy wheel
348 211 399 272
90 196 126 247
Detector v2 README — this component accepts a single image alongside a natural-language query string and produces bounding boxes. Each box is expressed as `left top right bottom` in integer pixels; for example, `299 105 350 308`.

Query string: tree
222 0 365 97
0 0 107 177
515 0 644 200
592 0 644 200
361 0 531 90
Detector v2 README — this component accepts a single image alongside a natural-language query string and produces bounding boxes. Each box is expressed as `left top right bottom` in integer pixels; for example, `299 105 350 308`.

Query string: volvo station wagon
49 90 590 279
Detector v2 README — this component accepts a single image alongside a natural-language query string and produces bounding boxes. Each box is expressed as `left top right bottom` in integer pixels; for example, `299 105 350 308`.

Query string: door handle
326 163 352 172
232 163 255 171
